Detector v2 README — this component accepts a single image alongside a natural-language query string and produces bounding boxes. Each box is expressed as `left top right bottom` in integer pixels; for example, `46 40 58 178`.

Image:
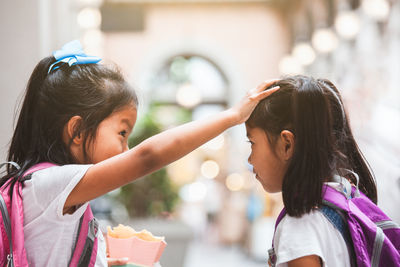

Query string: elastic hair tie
47 40 101 74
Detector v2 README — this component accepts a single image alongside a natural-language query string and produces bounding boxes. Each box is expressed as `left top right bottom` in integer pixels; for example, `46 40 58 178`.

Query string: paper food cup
107 234 167 267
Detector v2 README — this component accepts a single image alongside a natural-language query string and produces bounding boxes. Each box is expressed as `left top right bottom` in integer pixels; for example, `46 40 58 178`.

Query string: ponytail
1 57 59 196
319 79 377 204
8 57 57 165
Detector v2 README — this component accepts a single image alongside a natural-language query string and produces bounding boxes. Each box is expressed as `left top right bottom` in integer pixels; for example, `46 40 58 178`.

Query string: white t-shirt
273 191 351 266
22 164 107 267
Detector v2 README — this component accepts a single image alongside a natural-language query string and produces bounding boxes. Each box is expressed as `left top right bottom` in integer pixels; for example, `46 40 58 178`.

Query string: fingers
250 85 280 101
107 257 129 266
255 79 280 93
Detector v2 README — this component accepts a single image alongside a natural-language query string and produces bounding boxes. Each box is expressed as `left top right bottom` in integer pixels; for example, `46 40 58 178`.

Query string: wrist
222 109 241 127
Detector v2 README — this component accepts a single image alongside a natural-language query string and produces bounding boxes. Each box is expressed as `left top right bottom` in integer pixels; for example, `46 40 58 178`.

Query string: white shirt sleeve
22 164 108 267
23 164 93 223
273 210 351 267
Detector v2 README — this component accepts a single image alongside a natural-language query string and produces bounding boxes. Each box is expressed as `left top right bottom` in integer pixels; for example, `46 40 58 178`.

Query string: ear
65 116 83 145
279 130 295 161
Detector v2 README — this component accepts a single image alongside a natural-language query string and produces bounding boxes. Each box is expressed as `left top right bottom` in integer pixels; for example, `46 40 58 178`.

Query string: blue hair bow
48 40 101 73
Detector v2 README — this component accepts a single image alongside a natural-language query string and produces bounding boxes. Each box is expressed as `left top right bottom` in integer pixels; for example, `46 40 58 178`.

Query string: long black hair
246 75 377 217
1 56 138 195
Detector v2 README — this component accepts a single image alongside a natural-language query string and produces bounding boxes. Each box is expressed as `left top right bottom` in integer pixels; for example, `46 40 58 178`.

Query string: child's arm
287 255 322 267
65 80 279 209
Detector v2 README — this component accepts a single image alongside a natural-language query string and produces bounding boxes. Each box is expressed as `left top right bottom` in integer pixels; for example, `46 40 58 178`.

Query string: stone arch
133 38 246 109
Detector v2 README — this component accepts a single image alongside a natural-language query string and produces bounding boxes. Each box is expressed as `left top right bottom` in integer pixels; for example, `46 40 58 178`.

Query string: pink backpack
0 162 99 267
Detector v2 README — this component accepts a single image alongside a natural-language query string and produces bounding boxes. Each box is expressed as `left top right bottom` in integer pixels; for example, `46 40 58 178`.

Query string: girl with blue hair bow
0 40 279 266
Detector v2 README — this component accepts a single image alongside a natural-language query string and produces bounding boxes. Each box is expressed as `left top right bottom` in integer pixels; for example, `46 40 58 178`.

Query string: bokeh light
278 55 304 75
292 42 316 66
335 11 361 39
200 160 220 179
362 0 390 21
77 7 101 29
312 28 339 53
225 173 245 192
176 83 202 108
179 181 207 202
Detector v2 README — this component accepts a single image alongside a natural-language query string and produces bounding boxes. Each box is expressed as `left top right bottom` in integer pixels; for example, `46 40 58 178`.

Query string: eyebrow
121 118 133 129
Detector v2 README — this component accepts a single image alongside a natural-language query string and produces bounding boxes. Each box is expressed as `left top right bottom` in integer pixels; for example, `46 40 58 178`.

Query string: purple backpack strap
268 208 286 266
68 205 99 267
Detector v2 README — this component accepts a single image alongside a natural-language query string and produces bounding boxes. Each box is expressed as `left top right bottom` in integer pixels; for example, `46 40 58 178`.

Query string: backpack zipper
77 218 98 267
7 254 14 267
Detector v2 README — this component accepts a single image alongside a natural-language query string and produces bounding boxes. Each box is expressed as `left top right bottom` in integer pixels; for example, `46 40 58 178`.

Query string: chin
261 184 280 194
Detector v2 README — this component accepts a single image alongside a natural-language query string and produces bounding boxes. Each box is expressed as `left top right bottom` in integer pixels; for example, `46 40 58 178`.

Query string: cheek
257 153 281 179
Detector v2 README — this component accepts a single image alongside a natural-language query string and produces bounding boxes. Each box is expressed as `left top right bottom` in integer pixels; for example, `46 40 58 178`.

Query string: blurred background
1 0 400 266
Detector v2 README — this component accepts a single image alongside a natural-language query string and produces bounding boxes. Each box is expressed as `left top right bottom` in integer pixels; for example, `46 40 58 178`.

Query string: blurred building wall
102 3 287 97
0 0 80 160
100 2 288 173
0 0 42 160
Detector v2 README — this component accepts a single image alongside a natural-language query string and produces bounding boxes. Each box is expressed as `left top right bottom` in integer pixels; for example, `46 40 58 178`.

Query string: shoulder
22 164 93 222
33 164 92 176
23 164 92 206
29 164 92 187
275 210 334 243
27 164 92 201
274 210 349 266
278 209 330 228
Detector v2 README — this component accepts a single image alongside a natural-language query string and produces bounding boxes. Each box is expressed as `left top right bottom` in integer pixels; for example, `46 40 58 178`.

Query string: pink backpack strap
23 162 57 177
68 205 99 267
2 162 98 267
26 162 99 267
10 183 27 267
27 162 99 266
5 162 58 267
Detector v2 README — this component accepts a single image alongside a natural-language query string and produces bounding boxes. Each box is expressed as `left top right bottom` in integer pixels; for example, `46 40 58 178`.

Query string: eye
247 140 254 145
119 130 127 137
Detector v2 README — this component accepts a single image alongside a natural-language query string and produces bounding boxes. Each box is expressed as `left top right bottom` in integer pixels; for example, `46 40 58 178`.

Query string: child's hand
107 257 129 266
230 79 280 124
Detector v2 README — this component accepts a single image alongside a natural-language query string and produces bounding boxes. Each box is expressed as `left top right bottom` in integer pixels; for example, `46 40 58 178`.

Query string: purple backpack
0 162 99 267
268 176 400 267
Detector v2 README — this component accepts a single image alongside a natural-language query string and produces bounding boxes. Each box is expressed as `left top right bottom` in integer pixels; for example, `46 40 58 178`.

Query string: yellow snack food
134 229 164 242
107 224 136 239
107 224 164 242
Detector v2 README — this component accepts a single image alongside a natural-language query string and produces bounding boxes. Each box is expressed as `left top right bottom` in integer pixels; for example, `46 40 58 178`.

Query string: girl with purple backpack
246 75 399 266
0 40 279 266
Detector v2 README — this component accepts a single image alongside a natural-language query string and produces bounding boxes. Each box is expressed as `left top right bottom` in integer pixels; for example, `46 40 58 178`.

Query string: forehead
107 104 137 126
246 126 264 138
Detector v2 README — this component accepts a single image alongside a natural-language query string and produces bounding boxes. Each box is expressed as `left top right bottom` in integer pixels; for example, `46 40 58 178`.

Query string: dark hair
1 56 138 194
246 75 377 217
